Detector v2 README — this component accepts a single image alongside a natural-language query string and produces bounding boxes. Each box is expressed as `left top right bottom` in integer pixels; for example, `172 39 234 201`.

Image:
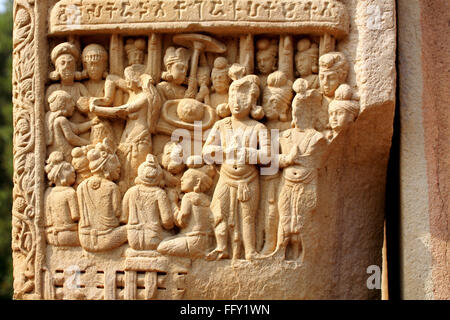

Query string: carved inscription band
50 0 349 37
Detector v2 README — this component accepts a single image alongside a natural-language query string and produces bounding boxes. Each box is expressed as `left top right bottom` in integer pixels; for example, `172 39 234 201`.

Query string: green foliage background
0 0 13 299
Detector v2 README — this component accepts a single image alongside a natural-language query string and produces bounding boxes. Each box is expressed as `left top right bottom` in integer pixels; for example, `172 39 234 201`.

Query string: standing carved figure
79 43 116 145
77 139 127 252
46 42 89 123
258 71 293 255
44 151 80 247
123 154 175 251
203 75 270 260
157 165 216 259
292 78 323 131
276 101 328 261
90 64 162 193
45 90 92 163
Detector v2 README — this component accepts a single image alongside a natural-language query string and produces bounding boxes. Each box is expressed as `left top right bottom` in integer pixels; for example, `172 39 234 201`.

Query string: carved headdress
163 46 190 68
264 71 293 109
256 39 278 58
228 74 264 120
51 42 79 65
328 84 360 118
135 154 164 186
125 38 146 66
45 151 75 186
296 38 319 73
319 52 349 81
86 138 119 178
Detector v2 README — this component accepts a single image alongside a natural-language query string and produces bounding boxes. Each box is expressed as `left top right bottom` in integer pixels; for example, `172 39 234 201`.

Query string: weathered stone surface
11 0 396 300
398 0 449 300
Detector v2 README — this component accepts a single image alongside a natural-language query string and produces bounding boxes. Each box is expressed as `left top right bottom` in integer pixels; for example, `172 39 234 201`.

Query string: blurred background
0 0 13 299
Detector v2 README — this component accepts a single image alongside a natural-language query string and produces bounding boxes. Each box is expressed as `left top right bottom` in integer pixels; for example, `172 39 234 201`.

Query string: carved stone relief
12 0 396 300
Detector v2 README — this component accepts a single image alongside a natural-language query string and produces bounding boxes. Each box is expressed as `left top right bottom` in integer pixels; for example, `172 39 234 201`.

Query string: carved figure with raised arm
90 64 162 193
157 164 216 259
45 90 92 163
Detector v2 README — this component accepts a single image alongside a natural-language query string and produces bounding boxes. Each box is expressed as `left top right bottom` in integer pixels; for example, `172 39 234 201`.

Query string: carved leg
240 180 260 260
260 201 278 255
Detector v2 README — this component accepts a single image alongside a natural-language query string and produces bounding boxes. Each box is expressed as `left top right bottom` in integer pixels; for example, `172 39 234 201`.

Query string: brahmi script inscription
49 0 349 36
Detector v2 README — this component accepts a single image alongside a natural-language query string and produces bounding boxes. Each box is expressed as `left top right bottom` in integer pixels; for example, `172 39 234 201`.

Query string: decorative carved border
12 0 47 299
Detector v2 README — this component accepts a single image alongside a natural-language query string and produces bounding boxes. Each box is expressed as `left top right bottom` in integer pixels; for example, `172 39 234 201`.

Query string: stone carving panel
12 0 396 300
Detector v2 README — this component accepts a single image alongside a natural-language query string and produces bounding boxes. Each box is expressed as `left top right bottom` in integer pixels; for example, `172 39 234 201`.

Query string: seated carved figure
90 63 162 194
160 141 186 207
157 164 216 259
44 151 80 247
46 90 92 163
123 154 175 251
71 146 93 189
77 139 127 252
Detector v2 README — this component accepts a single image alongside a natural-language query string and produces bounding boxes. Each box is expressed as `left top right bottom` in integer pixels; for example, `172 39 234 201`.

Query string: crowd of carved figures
41 33 359 262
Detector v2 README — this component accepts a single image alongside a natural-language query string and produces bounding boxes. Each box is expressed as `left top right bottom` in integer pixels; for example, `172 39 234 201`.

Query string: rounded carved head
295 38 319 77
51 42 80 84
82 44 108 81
48 90 75 117
228 75 263 120
256 38 278 75
328 84 359 132
163 47 190 85
136 154 164 186
319 52 349 97
211 57 231 94
45 151 76 187
161 141 185 175
87 138 120 181
125 38 146 66
181 165 215 193
262 71 293 121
